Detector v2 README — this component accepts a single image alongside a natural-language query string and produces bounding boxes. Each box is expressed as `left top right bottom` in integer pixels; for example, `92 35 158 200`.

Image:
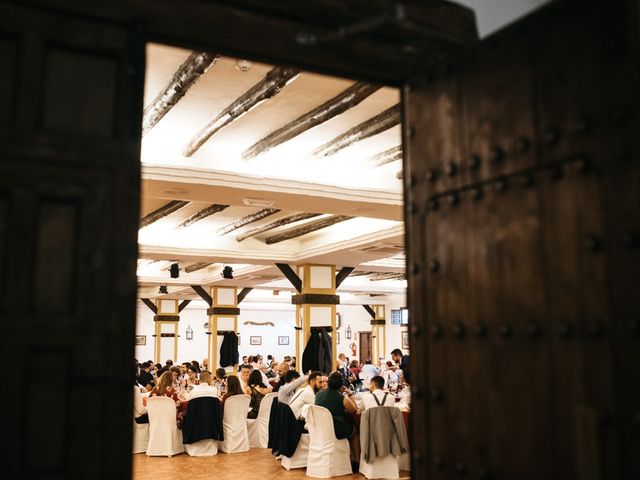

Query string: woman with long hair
245 369 272 418
221 375 244 407
149 370 180 405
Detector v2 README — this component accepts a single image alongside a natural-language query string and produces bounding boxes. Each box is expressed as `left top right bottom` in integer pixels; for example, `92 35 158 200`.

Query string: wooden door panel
0 4 143 478
406 2 639 479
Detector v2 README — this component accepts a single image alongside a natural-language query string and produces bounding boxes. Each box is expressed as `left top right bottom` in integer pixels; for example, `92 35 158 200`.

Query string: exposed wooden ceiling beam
370 145 402 167
265 215 353 245
217 208 281 236
312 103 400 157
369 272 406 281
178 203 229 228
235 212 321 242
183 66 300 157
184 262 213 273
335 266 355 288
140 200 190 229
275 263 302 293
242 81 381 159
237 287 253 304
142 51 218 136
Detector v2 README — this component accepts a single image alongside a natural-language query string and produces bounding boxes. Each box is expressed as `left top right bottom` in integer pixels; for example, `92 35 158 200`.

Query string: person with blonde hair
149 370 180 405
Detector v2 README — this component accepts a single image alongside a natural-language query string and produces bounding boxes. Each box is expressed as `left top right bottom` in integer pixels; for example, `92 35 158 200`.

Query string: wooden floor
132 449 410 479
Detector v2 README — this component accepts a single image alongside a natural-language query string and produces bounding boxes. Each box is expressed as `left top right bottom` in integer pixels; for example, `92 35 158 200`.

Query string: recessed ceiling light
243 197 275 207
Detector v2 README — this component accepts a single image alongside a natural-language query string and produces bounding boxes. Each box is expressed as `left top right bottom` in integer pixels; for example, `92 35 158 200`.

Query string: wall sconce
345 324 352 339
186 325 193 340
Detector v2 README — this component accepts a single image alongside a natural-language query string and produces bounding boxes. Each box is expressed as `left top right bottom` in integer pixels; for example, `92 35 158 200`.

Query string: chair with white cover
132 420 149 454
281 433 309 470
359 407 408 480
146 396 184 457
247 392 277 448
182 397 223 456
219 394 251 453
305 405 352 478
398 452 411 472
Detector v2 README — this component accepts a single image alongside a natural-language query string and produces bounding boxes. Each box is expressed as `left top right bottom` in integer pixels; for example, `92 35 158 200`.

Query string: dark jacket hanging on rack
302 328 333 373
219 331 239 367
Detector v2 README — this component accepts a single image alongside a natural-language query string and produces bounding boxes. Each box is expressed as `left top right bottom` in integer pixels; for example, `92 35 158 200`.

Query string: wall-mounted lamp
345 324 352 339
186 325 193 340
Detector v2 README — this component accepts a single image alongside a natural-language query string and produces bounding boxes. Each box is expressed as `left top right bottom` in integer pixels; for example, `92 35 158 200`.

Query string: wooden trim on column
335 266 355 288
362 304 376 319
265 215 353 244
242 81 381 159
142 51 218 136
141 298 158 314
178 299 191 312
207 306 241 316
237 287 253 304
312 104 400 157
191 285 213 306
275 263 303 293
140 200 190 228
184 66 300 156
291 294 340 305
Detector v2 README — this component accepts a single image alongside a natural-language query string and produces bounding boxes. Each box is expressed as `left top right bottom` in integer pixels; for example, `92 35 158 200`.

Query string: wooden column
153 299 179 364
208 286 239 374
370 304 387 365
293 264 338 372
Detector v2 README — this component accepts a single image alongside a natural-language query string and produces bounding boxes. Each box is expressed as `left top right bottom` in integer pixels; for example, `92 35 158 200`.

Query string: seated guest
188 370 219 400
191 360 201 374
137 361 155 391
169 365 182 388
244 369 272 418
314 371 357 440
133 384 148 424
277 370 308 405
181 365 199 389
238 364 252 391
289 371 322 420
359 358 380 387
221 375 243 407
317 374 329 391
165 359 173 368
272 361 290 392
215 367 227 384
201 358 209 372
381 361 401 387
360 375 395 410
149 370 180 405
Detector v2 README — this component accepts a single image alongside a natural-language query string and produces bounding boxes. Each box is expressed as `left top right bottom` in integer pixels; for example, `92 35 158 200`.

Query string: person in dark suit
391 348 410 383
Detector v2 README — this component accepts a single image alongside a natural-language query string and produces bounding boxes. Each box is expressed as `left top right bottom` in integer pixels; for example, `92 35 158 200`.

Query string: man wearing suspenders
360 375 395 411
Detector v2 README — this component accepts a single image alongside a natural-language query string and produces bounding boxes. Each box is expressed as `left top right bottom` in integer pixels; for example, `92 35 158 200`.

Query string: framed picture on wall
250 336 262 345
278 336 289 345
135 335 146 346
390 309 402 325
336 332 340 344
402 331 409 349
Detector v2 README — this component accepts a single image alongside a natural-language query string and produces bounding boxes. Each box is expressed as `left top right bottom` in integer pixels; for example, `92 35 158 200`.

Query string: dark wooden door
359 331 372 364
0 3 143 477
403 1 640 479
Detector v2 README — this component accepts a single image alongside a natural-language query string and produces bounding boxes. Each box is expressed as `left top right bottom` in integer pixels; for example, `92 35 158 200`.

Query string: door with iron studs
403 1 640 479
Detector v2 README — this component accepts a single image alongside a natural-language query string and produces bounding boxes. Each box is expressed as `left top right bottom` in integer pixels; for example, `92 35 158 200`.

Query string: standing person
244 369 272 419
391 348 410 382
359 375 395 411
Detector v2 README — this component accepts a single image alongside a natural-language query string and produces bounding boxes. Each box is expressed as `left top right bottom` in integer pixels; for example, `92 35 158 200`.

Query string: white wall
135 293 408 367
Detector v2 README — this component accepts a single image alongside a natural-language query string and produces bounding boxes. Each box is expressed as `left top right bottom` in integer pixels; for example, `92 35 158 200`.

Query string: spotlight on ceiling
169 262 180 278
235 59 252 72
158 285 168 294
221 266 234 279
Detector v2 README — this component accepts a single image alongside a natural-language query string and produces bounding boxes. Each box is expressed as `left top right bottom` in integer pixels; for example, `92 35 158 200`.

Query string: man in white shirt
360 375 395 411
289 371 322 419
187 371 219 400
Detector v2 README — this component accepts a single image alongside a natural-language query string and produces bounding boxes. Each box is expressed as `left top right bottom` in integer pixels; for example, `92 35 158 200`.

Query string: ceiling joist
235 212 321 242
142 51 218 136
265 215 353 245
183 66 300 157
178 203 229 228
242 81 381 159
312 103 400 157
140 200 190 229
184 262 213 273
217 208 281 236
370 145 402 167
